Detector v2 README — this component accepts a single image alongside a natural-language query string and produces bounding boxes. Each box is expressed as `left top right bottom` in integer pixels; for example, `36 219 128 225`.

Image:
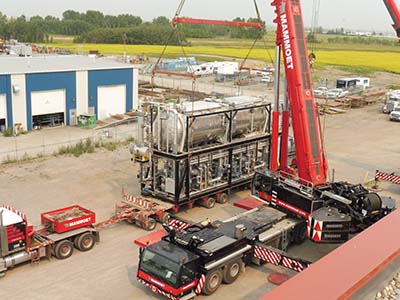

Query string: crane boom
383 0 400 38
273 0 327 186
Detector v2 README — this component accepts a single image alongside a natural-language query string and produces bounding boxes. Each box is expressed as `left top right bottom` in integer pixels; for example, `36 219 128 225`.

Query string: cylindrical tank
153 97 269 153
1 251 32 270
232 109 267 137
154 101 226 153
218 95 268 137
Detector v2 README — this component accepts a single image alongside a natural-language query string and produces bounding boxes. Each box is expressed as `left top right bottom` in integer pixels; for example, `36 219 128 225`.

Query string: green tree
62 10 82 21
0 12 7 24
85 10 104 27
153 16 170 26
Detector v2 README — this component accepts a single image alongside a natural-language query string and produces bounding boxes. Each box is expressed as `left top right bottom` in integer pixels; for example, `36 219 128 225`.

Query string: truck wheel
77 233 95 251
159 212 170 224
216 193 228 204
73 235 80 249
203 197 216 209
55 240 74 259
144 217 157 231
223 260 241 284
203 269 222 295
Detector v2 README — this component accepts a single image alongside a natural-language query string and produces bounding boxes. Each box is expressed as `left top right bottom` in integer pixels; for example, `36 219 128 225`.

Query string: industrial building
0 55 139 132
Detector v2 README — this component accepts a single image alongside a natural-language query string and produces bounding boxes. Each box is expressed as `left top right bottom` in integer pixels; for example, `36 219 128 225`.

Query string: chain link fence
0 122 137 163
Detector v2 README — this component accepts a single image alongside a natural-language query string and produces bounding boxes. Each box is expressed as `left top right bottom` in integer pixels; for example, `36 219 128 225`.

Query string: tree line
0 10 265 45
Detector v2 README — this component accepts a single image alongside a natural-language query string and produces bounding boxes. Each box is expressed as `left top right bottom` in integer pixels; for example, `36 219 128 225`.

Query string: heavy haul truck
0 204 99 276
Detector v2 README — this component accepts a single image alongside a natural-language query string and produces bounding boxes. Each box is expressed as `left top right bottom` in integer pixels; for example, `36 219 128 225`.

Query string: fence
140 74 269 98
0 121 137 163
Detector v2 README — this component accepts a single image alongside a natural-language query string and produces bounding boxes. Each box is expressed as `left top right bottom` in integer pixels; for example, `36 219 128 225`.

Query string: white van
354 77 370 89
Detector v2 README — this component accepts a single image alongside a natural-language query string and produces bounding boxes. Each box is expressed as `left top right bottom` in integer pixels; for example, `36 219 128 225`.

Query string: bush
3 128 13 137
101 142 117 151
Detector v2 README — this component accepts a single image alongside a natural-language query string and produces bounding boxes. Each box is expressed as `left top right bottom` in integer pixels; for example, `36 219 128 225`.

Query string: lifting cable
239 0 264 70
309 0 328 176
238 0 274 93
151 0 198 92
309 0 320 68
252 0 274 66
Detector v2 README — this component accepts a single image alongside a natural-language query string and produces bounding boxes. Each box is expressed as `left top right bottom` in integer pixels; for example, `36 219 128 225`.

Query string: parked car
327 88 349 99
261 75 272 83
382 100 400 113
383 90 400 113
390 107 400 121
313 87 328 97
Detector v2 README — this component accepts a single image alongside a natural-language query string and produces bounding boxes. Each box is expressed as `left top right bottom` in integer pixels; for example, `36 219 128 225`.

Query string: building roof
0 55 135 75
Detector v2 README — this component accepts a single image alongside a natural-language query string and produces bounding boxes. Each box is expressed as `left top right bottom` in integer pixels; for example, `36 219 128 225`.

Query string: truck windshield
140 249 180 288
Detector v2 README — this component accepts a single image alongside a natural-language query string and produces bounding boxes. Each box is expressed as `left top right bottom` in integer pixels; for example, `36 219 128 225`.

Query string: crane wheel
77 233 95 251
293 223 307 244
203 269 222 295
55 240 74 259
223 260 242 284
144 217 157 231
216 193 228 204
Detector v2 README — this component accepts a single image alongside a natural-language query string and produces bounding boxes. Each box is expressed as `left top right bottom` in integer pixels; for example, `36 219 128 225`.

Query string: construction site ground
0 98 399 300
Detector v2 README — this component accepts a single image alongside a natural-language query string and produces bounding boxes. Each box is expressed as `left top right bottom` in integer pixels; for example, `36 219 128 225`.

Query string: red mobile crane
252 0 395 243
384 0 400 39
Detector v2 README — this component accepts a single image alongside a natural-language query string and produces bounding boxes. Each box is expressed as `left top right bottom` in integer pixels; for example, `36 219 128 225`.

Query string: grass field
44 35 400 74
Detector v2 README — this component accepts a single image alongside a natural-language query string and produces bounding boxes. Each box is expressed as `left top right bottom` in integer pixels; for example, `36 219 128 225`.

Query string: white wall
11 74 27 131
133 68 139 111
76 70 88 116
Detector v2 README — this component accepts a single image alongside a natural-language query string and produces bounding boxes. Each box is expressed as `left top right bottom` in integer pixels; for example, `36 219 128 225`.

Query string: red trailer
0 204 99 277
95 189 173 231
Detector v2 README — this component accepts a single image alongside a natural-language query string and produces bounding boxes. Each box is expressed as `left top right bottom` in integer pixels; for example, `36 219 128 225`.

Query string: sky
0 0 398 34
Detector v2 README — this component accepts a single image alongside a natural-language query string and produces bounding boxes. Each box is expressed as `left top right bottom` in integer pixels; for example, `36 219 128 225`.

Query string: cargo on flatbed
41 205 96 233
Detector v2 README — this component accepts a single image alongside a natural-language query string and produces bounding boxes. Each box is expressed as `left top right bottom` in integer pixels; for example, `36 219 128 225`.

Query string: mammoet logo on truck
66 217 92 227
280 13 294 70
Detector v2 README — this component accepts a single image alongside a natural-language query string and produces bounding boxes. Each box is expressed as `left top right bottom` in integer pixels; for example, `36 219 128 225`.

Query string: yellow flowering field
48 42 400 74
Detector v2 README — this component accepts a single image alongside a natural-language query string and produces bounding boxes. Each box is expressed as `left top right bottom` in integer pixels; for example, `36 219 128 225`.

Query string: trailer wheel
159 212 170 224
77 233 95 251
223 260 241 284
203 269 222 295
216 193 228 204
203 197 216 209
55 240 74 259
144 217 157 231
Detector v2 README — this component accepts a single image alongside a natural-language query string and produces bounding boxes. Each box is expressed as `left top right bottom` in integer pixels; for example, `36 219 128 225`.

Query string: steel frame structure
142 103 272 206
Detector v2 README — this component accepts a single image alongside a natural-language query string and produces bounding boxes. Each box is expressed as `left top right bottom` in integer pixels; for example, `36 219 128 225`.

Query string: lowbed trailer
0 204 99 276
95 189 173 231
135 202 311 300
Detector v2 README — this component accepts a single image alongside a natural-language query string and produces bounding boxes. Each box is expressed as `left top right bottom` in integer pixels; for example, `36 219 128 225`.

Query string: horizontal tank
152 97 269 153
